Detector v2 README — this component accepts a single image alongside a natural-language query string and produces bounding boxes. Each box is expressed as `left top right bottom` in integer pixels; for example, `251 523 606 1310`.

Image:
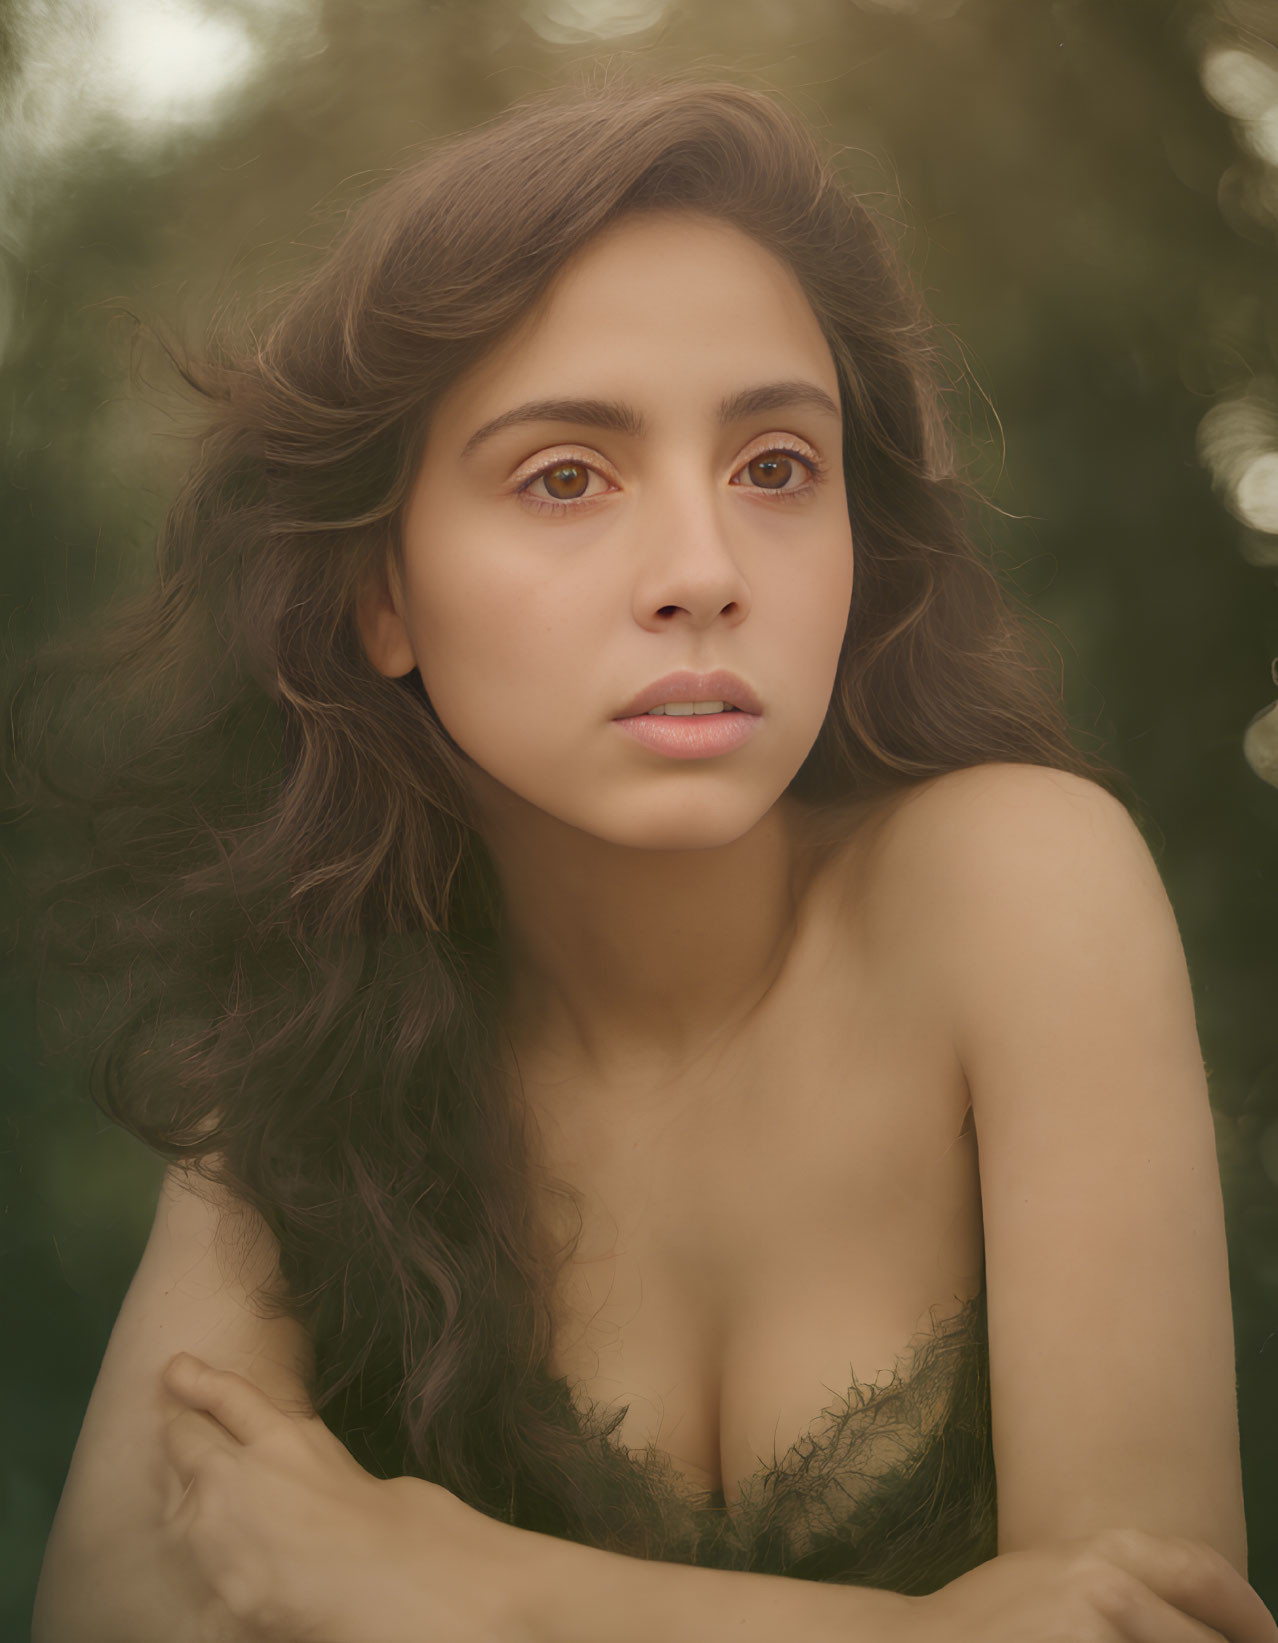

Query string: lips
615 669 763 719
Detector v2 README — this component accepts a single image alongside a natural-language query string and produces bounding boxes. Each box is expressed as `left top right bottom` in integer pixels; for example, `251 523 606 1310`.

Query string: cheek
787 561 853 749
770 540 853 699
406 551 599 744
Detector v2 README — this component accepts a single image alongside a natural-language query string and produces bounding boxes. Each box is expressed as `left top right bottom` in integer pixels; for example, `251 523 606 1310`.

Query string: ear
356 555 417 679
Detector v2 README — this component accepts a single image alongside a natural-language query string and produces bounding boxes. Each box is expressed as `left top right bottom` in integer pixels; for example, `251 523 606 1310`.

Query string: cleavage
520 813 982 1506
537 1086 983 1509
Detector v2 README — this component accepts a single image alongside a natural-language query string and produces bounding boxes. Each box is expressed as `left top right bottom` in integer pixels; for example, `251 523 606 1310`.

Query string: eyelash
514 445 828 515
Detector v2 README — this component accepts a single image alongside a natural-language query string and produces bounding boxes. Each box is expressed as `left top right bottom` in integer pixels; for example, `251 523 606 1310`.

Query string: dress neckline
564 1280 988 1523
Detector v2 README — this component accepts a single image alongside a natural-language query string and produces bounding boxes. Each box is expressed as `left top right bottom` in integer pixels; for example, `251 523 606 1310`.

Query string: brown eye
541 462 591 500
745 453 794 490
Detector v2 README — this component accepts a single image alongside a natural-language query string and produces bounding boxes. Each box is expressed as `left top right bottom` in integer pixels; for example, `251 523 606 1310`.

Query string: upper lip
615 670 763 718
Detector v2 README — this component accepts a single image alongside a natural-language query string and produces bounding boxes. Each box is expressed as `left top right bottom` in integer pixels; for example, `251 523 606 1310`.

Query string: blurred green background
4 0 1278 1634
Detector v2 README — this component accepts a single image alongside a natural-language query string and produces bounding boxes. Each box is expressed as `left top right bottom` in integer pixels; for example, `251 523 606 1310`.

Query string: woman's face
362 209 854 851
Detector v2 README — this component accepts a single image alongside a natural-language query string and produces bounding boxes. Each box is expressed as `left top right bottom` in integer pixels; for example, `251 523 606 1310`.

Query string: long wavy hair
6 67 1135 1548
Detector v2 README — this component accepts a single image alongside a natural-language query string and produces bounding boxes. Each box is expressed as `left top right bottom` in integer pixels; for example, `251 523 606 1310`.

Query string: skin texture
158 1353 526 1643
34 208 1272 1643
357 208 855 1080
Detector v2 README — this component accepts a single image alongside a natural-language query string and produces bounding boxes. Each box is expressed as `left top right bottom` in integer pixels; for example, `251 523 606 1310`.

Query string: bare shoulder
89 1156 314 1424
33 1163 314 1641
864 759 1141 876
835 761 1153 1014
856 762 1246 1567
861 760 1174 1056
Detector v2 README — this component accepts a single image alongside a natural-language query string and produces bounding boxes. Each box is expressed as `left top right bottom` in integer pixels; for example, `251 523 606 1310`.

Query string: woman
21 70 1275 1643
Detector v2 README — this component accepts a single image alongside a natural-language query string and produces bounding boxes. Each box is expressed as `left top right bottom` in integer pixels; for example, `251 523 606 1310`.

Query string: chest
516 872 985 1510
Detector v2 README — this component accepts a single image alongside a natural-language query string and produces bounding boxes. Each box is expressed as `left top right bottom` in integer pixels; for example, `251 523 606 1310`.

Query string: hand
895 1529 1278 1643
160 1352 522 1643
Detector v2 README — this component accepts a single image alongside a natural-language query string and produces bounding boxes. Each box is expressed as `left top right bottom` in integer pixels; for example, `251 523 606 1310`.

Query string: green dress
553 1280 996 1597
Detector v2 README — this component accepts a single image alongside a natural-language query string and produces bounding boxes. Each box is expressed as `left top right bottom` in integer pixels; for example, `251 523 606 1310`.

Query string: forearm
511 1525 915 1643
32 1514 255 1643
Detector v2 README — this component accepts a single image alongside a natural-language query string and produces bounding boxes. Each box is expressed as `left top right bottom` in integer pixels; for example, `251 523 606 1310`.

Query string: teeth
648 700 732 716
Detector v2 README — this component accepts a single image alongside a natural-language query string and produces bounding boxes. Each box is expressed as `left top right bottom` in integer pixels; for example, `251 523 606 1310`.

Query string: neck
470 777 830 1086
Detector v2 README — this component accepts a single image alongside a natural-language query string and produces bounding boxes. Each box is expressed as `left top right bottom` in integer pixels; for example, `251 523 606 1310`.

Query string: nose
630 473 752 631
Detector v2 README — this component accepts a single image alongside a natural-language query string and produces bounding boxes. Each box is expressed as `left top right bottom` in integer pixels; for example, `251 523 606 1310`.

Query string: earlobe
356 565 418 679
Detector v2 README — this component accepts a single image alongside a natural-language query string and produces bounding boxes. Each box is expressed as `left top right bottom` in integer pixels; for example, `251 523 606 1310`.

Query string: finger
1125 1601 1230 1643
1100 1533 1278 1643
1091 1577 1230 1642
163 1405 238 1471
162 1353 293 1448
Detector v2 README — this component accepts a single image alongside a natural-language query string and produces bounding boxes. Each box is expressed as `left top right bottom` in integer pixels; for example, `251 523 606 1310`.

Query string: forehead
526 210 823 351
548 208 801 298
433 211 839 431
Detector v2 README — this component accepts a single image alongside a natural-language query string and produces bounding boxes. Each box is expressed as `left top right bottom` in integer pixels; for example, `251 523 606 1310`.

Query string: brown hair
5 66 1134 1545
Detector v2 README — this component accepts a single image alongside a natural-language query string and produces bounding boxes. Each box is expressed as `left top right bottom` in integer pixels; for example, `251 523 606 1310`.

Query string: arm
40 763 1262 1643
131 1373 1278 1643
889 762 1246 1567
502 760 1265 1643
32 1159 315 1643
502 1518 1275 1643
144 1369 1276 1643
151 1350 915 1643
510 1531 910 1643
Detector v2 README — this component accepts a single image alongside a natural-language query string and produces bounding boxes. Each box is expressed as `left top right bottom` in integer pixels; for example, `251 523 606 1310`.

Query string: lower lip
612 710 760 760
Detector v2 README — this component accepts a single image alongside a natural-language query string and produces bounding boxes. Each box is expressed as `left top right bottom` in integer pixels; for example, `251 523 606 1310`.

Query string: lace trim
558 1283 996 1586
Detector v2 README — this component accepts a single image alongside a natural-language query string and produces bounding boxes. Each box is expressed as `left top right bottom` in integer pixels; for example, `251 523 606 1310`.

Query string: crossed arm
137 1350 1276 1643
31 765 1278 1642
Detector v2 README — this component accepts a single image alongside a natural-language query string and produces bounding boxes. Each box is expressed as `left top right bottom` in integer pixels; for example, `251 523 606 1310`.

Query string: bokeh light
1198 388 1278 535
1243 700 1278 786
521 0 669 44
4 0 275 163
1261 1116 1278 1188
1235 451 1278 534
3 1 1278 1630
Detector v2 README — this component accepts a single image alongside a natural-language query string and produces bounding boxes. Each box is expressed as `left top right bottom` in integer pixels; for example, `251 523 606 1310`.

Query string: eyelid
737 430 826 471
509 444 619 490
508 430 827 488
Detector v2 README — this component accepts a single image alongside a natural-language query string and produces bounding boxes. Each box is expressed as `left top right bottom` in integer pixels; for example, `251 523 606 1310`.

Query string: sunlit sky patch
853 0 964 13
4 0 319 170
0 0 317 371
12 1 250 159
92 0 259 133
521 0 669 44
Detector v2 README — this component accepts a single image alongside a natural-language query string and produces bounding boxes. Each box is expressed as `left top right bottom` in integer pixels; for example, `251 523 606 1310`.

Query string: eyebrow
458 379 843 460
